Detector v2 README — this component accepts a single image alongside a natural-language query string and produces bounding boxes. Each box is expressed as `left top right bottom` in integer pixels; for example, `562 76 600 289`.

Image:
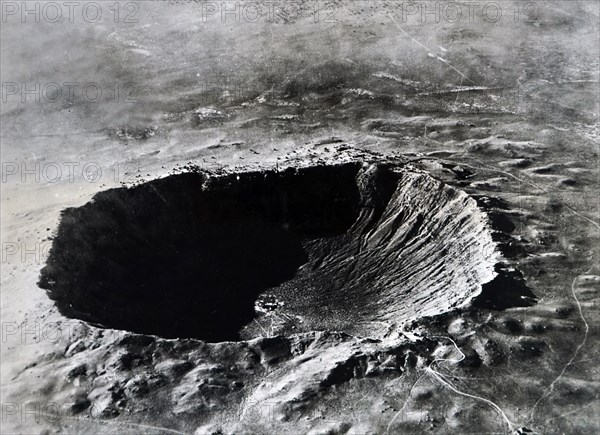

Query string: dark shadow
39 164 362 341
472 265 538 310
470 195 537 309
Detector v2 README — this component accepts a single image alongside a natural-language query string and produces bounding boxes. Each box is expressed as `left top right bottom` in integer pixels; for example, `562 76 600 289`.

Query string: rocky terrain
1 1 598 434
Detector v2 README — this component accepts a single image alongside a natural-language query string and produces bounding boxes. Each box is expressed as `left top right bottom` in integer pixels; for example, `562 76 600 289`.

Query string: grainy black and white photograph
1 1 599 434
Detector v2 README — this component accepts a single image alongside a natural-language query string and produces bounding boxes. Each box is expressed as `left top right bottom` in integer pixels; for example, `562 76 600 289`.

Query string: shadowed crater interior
39 163 533 341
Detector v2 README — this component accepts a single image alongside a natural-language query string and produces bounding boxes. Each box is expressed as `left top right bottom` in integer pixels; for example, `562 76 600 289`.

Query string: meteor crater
39 162 519 341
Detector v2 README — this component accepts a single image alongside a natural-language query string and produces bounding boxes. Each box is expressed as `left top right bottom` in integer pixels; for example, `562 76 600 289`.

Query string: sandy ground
1 1 599 434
